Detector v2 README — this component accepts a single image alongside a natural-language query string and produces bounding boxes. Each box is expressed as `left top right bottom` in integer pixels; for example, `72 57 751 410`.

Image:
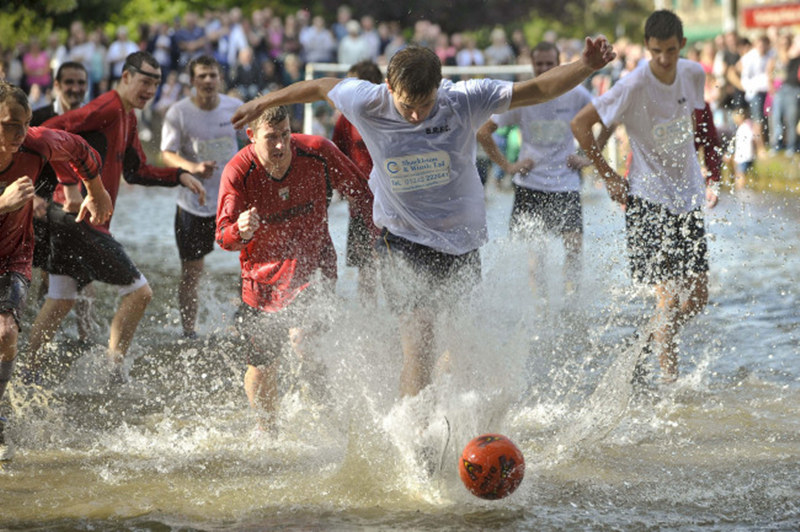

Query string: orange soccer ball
458 433 525 500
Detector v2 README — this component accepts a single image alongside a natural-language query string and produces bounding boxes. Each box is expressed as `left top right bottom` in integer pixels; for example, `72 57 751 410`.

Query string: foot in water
0 416 15 461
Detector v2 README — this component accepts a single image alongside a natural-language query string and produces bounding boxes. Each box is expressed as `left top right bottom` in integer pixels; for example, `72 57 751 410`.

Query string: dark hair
386 46 442 101
644 10 684 43
188 54 221 81
531 41 560 64
253 105 290 129
55 61 88 82
123 51 160 74
348 60 383 84
0 81 30 113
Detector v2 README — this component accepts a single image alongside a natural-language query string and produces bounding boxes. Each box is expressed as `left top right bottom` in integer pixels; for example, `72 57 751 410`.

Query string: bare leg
357 262 378 306
178 258 204 337
0 314 19 400
108 284 152 364
562 229 583 295
398 308 436 397
75 284 96 342
244 362 279 426
26 298 76 370
651 273 708 381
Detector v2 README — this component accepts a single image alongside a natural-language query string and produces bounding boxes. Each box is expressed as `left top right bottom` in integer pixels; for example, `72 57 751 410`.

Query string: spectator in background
22 37 52 94
739 34 774 156
338 20 372 67
484 27 516 80
332 5 353 42
107 26 138 85
767 32 798 155
231 47 262 101
360 15 381 61
174 12 208 69
300 15 337 64
456 35 485 67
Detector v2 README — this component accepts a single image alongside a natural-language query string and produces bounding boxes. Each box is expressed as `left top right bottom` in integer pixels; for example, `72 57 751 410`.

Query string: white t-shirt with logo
491 85 592 193
328 78 513 255
161 93 244 217
594 59 706 213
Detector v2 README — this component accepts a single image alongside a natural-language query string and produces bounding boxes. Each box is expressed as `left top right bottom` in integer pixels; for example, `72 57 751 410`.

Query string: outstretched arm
509 36 616 109
231 77 342 129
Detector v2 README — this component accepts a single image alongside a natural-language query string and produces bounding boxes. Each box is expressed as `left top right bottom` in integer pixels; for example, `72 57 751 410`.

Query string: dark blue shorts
625 196 709 284
376 229 481 314
0 272 30 331
175 206 216 262
509 185 583 236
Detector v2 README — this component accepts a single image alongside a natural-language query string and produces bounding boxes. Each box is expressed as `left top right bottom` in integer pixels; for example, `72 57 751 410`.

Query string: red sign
742 3 800 28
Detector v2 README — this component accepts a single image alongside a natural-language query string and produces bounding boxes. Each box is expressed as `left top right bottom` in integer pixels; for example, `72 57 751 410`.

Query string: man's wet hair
348 60 383 84
0 81 31 113
644 9 684 43
253 105 290 129
386 46 442 100
188 55 221 81
55 61 88 83
123 51 161 75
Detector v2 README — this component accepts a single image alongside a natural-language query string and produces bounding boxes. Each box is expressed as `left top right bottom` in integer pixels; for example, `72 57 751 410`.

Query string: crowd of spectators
1 6 799 161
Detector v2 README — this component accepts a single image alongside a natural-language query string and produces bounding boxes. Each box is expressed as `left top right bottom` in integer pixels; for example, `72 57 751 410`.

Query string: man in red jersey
331 60 383 304
0 81 112 459
216 105 375 427
25 51 205 383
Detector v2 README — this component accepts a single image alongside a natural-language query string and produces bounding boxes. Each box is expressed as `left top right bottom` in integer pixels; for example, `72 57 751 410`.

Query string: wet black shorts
33 216 50 270
376 229 481 314
233 287 328 368
509 185 583 236
47 203 142 291
625 196 709 284
175 206 216 262
345 215 375 268
0 272 30 331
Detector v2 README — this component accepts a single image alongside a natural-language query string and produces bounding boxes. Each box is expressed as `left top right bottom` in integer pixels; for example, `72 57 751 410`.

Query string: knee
0 315 19 359
130 283 153 306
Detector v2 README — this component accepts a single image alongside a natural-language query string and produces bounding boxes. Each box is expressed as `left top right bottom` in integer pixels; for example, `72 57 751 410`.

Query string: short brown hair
386 46 441 101
188 55 221 81
252 105 290 129
0 81 30 113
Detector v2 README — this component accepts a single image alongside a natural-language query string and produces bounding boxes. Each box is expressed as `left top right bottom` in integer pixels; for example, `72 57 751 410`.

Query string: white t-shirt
161 93 244 217
733 119 755 164
594 59 706 214
328 77 513 255
492 85 592 193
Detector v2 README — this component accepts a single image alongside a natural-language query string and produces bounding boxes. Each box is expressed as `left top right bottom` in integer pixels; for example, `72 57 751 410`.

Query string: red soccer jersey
332 115 373 177
216 134 375 312
0 127 102 279
43 90 181 233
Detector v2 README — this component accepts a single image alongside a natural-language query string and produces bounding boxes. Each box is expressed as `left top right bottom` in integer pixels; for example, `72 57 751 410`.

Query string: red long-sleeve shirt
217 134 375 312
0 127 102 279
43 90 182 234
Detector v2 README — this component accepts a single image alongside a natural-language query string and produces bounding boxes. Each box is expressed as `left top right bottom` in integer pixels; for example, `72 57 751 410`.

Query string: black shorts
233 287 327 368
47 203 142 291
175 206 216 262
376 229 481 314
0 272 30 331
33 216 50 270
345 215 375 268
625 196 709 284
509 186 583 236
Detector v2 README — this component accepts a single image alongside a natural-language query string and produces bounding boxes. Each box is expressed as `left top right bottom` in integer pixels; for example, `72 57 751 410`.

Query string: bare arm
476 120 534 175
571 102 628 205
161 151 216 180
231 77 342 129
509 36 616 109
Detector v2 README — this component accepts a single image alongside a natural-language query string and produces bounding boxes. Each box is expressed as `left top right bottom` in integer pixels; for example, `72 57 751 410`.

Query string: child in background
731 105 757 190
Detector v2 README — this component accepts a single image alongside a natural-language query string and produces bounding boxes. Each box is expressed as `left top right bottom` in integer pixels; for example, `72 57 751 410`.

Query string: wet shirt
43 90 181 233
491 85 592 193
594 59 706 214
216 134 374 312
0 127 101 279
328 77 513 255
161 93 244 217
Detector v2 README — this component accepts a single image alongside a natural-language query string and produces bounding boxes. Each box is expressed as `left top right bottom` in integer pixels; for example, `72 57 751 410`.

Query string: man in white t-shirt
572 10 720 383
478 41 595 301
231 40 616 398
161 55 244 339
